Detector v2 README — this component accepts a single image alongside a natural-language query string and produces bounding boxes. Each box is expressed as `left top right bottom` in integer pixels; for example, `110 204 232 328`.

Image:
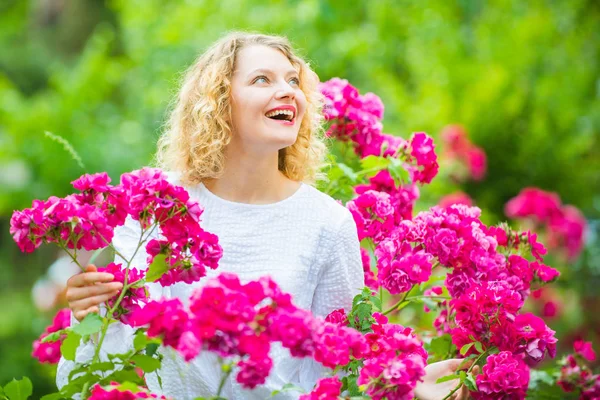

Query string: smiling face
229 45 307 154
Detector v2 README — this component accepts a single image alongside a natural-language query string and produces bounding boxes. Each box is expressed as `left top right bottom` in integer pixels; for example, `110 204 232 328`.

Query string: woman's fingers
70 290 120 311
74 305 100 322
66 281 122 302
67 272 115 288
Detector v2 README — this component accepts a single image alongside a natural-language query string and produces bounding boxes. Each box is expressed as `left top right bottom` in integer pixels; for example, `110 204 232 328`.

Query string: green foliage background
0 0 598 396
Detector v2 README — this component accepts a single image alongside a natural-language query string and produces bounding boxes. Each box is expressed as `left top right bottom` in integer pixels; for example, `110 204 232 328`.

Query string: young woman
59 32 471 400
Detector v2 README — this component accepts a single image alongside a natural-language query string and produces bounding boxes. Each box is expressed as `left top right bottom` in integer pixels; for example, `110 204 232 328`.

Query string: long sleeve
311 209 364 318
56 216 168 390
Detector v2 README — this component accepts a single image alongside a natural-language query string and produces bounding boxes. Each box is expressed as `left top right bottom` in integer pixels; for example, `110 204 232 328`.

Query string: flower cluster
299 376 342 400
353 199 559 398
505 187 587 260
89 382 170 399
319 78 438 185
471 351 530 399
440 125 487 181
130 273 368 390
13 169 222 327
32 308 71 364
357 313 427 400
97 262 148 326
557 340 600 398
355 171 419 223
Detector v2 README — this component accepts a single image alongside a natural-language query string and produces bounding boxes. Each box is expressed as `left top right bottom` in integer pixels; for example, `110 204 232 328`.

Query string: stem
62 248 87 272
216 364 233 397
382 286 414 316
405 295 450 301
441 347 494 400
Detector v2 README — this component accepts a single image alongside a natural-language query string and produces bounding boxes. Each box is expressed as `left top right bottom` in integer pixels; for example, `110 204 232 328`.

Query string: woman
60 32 471 399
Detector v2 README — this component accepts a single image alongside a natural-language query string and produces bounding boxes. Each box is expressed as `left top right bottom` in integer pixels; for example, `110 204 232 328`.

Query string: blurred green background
1 0 599 396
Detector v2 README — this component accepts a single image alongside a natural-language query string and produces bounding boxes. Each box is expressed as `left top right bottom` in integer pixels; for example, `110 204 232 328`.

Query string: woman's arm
56 216 169 390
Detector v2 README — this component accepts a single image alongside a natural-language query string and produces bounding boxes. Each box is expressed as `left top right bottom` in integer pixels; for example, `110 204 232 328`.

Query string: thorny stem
441 347 494 400
382 286 414 316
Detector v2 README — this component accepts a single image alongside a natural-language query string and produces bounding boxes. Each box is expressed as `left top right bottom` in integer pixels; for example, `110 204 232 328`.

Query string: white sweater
56 178 364 399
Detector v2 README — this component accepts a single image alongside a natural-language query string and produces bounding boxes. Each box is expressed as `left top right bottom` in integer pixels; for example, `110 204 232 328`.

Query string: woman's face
229 45 307 154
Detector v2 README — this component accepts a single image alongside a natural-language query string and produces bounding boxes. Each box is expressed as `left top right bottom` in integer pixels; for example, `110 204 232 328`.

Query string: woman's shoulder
300 184 354 228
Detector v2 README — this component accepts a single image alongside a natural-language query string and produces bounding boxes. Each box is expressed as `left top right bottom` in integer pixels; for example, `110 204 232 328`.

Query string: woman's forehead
234 45 297 75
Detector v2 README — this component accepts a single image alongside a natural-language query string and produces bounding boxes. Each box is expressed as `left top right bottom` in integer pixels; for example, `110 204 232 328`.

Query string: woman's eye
289 77 300 85
254 76 268 84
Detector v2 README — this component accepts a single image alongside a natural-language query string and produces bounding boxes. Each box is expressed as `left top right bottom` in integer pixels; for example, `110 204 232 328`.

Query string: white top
56 176 364 399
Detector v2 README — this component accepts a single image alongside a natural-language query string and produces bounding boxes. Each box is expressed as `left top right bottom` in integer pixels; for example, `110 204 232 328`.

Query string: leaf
337 163 358 182
270 383 305 396
40 394 65 400
436 374 460 384
3 377 32 400
459 342 474 356
41 331 63 343
72 313 103 336
473 341 484 354
427 335 453 359
132 354 160 373
89 362 115 374
387 157 410 185
464 373 478 391
146 254 168 282
116 382 143 392
370 294 382 312
60 331 82 361
359 155 389 177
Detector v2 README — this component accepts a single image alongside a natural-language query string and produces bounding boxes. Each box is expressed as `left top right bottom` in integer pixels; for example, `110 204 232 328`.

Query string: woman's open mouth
265 107 296 126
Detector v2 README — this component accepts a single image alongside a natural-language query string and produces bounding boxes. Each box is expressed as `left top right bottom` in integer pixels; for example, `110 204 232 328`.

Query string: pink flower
409 132 439 184
360 248 379 290
530 261 560 283
505 188 562 222
89 382 170 399
574 340 596 362
32 308 71 364
347 190 395 242
97 263 148 326
72 172 112 193
236 356 273 389
299 376 342 400
472 351 529 400
355 171 419 222
438 192 473 209
130 298 191 350
325 309 349 326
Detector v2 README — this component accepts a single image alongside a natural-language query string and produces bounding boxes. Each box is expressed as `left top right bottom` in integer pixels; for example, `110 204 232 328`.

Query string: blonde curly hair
155 32 328 186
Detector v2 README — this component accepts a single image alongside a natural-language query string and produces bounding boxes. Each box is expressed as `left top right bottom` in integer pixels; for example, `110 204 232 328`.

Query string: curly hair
154 32 328 186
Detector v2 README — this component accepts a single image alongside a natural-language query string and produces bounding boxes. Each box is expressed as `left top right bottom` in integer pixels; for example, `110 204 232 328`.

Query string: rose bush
8 78 596 399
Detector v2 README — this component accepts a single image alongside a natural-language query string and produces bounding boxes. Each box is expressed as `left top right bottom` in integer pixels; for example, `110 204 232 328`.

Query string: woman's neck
202 151 300 205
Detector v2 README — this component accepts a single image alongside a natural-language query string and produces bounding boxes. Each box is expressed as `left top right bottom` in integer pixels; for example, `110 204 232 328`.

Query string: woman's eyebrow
247 68 299 78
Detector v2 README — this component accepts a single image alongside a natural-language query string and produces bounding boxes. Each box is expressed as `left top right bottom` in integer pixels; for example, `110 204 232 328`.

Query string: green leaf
371 293 382 312
116 382 143 392
427 334 454 359
89 362 115 374
60 331 82 361
132 354 160 373
459 342 474 356
40 394 65 400
146 254 168 282
3 377 32 400
387 157 410 185
473 341 484 353
464 373 478 391
41 331 63 343
337 163 358 182
270 383 305 396
72 313 103 336
359 155 389 177
435 374 460 384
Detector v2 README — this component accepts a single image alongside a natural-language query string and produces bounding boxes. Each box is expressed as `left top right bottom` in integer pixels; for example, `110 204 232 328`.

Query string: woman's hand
414 359 479 400
66 265 123 322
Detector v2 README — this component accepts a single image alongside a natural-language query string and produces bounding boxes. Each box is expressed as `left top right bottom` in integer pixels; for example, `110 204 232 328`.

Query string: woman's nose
275 81 295 100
